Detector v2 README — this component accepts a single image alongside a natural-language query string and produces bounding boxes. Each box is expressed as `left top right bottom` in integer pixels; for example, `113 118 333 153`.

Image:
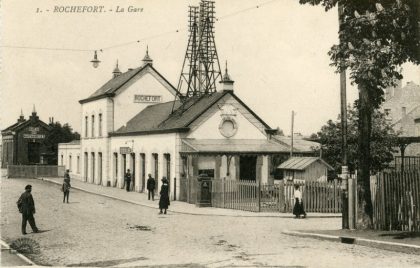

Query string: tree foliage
43 122 80 164
300 0 419 107
299 0 419 228
317 104 398 174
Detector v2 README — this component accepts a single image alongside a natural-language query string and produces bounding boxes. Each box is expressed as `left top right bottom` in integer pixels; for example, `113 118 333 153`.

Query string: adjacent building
58 50 320 199
383 81 420 156
1 108 53 168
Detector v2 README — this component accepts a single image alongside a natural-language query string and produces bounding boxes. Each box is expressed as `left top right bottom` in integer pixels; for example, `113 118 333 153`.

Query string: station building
58 51 319 199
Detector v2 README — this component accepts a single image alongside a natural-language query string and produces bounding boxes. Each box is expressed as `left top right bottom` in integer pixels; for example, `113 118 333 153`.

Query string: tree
317 104 398 174
299 0 420 228
43 122 80 164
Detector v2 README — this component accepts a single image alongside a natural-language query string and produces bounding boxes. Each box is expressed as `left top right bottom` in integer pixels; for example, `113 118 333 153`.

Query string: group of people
124 170 170 214
17 170 306 235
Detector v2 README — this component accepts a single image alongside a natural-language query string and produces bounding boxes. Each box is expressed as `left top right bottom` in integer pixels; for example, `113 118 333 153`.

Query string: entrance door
239 155 257 181
28 142 40 164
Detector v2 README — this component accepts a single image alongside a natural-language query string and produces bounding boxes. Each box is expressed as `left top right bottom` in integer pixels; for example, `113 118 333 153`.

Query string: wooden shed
277 157 333 182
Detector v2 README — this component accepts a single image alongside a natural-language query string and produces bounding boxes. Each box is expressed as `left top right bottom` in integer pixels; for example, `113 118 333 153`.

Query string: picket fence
370 170 420 231
179 177 342 213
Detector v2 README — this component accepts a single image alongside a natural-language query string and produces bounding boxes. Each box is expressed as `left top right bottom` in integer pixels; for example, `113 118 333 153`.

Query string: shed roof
272 135 320 153
278 157 333 171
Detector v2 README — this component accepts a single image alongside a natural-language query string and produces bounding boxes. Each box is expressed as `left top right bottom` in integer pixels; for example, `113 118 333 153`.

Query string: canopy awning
180 139 291 154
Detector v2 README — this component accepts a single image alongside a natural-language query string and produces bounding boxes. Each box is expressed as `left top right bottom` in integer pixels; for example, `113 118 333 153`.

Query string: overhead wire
0 0 280 53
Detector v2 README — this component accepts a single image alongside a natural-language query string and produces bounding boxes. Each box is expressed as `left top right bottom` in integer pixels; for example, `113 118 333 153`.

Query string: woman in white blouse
293 184 306 218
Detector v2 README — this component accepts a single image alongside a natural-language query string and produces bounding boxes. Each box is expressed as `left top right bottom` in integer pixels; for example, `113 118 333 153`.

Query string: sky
1 0 419 136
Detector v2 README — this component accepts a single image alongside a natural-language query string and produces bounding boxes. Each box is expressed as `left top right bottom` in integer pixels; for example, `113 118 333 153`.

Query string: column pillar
256 155 263 183
215 155 221 179
234 155 240 180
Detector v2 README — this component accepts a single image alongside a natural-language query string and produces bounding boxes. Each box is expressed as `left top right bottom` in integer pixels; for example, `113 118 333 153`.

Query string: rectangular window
99 113 102 137
153 153 158 192
61 155 63 166
85 116 88 137
98 152 103 183
114 153 118 184
91 152 95 182
84 152 88 181
91 115 95 137
69 155 72 171
77 156 80 173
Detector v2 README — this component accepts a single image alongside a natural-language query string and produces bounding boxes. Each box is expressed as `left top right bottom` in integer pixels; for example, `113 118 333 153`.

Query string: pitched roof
2 115 51 134
79 64 178 104
272 135 320 153
278 157 333 171
112 91 234 135
181 139 290 154
111 90 274 136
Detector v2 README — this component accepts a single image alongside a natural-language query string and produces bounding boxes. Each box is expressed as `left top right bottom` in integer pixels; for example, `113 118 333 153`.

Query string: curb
282 230 420 255
36 177 341 218
0 239 38 266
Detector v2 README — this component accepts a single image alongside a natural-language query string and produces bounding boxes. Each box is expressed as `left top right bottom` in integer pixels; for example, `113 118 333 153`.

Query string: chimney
219 61 234 91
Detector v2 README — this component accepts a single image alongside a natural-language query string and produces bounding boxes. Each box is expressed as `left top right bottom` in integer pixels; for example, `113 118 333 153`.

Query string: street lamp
90 50 101 68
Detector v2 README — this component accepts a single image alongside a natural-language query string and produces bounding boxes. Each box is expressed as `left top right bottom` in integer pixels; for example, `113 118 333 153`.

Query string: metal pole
338 2 349 229
290 111 294 157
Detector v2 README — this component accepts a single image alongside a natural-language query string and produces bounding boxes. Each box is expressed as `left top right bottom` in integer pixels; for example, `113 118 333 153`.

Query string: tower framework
177 0 222 100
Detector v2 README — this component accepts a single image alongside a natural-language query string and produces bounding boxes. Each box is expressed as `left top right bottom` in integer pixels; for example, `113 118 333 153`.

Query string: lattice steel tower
177 0 222 99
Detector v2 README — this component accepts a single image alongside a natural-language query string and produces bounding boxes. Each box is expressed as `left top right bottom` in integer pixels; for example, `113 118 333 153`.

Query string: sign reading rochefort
134 95 162 103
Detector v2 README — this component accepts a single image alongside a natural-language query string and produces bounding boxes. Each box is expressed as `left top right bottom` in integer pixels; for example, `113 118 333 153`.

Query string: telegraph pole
338 2 349 229
290 111 295 157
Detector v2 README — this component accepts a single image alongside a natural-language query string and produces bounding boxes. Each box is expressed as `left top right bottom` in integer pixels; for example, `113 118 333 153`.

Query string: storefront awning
180 139 291 154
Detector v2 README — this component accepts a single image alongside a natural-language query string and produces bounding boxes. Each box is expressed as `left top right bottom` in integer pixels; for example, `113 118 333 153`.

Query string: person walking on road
293 184 306 219
17 185 39 235
159 177 170 214
62 169 71 203
147 174 156 201
124 169 132 192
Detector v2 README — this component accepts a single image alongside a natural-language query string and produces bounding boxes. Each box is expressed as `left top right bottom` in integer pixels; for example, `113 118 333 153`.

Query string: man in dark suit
147 174 156 201
124 169 132 192
17 185 39 235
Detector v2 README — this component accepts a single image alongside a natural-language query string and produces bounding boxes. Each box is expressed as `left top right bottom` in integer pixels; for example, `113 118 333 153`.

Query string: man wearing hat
17 185 39 235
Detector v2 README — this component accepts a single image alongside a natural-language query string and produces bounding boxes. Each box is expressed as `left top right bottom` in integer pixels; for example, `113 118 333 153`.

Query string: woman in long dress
292 184 306 218
159 177 170 214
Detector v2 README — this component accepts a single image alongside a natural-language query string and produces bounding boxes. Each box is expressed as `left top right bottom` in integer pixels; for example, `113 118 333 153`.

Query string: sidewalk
37 177 341 218
282 229 420 255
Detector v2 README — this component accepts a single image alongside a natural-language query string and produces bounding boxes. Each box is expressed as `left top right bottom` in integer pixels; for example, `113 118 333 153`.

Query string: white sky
1 0 419 135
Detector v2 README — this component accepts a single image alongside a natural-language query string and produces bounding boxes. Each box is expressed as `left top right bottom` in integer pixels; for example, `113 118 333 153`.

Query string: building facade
383 81 420 156
58 51 319 199
2 109 53 168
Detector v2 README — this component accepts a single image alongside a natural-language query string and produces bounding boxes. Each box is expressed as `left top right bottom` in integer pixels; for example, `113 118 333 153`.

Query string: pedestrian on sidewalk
147 174 156 200
17 185 39 235
159 177 170 214
62 169 71 203
124 169 132 192
293 184 306 219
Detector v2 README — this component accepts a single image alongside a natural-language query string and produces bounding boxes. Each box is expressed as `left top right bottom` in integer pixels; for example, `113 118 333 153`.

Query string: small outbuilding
277 157 334 182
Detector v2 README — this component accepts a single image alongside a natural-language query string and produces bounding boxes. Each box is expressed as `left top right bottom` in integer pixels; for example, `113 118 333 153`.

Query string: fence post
348 177 355 229
257 178 261 212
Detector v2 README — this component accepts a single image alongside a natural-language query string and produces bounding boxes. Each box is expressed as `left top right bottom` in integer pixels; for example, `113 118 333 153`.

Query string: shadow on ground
379 232 420 240
67 257 148 267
